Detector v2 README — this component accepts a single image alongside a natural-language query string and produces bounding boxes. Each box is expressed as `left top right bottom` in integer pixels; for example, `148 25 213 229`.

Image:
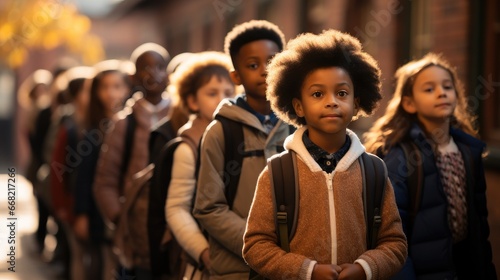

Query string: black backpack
212 114 293 208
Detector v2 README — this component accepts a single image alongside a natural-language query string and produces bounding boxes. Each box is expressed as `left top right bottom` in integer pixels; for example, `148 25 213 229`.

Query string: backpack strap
119 113 136 196
400 141 423 239
360 152 386 250
268 151 298 252
148 119 176 163
215 114 264 209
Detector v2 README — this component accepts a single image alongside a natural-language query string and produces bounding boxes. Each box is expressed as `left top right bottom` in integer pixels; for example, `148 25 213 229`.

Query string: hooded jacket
243 126 407 280
193 98 291 280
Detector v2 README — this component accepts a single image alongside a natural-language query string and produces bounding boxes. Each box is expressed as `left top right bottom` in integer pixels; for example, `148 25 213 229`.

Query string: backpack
268 151 387 252
213 114 290 208
148 133 197 277
113 114 180 269
249 150 387 279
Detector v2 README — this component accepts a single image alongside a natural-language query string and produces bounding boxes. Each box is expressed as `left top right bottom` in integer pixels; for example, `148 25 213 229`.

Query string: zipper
326 172 336 264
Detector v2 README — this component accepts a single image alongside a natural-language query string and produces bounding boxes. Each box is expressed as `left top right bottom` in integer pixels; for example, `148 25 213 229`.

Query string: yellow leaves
0 0 105 68
8 47 28 68
0 23 15 43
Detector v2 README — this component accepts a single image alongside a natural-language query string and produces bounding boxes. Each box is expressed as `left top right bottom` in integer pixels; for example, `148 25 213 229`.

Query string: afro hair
169 51 233 113
224 20 285 66
267 29 382 127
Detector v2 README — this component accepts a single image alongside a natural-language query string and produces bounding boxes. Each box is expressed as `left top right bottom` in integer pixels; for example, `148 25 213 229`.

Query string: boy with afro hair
192 20 291 279
243 29 407 280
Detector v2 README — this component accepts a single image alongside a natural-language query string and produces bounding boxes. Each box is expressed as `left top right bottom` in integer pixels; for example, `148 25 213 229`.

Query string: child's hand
338 263 366 280
311 264 343 280
200 248 211 270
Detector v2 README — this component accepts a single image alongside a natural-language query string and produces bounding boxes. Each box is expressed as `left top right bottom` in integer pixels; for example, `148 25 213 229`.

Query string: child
364 53 497 279
192 20 291 279
74 60 132 280
243 29 407 280
165 51 236 280
50 66 94 280
92 43 173 279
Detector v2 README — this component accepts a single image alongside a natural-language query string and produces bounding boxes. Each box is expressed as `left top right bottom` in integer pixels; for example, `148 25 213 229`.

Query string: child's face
98 72 130 115
403 65 457 125
189 75 235 122
134 51 168 96
231 39 280 101
293 67 357 137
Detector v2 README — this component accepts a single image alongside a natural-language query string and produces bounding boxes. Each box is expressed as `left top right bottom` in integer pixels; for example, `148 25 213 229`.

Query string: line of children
243 29 407 280
74 60 133 280
20 19 498 280
92 43 183 280
364 53 497 279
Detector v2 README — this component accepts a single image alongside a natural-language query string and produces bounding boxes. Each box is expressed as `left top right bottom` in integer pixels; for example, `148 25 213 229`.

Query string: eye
248 63 258 69
337 90 348 97
443 85 454 90
423 87 433 93
312 91 322 98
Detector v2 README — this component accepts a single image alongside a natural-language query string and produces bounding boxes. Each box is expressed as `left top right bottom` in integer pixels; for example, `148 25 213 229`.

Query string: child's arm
244 167 318 279
383 146 418 279
166 143 209 265
354 177 408 280
193 122 247 256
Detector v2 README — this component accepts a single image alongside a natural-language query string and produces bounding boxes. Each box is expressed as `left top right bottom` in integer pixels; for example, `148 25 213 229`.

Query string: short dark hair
224 20 285 66
267 29 382 127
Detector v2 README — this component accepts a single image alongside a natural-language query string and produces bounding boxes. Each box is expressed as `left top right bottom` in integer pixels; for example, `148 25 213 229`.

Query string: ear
186 94 199 112
230 70 242 86
401 96 417 114
354 97 360 116
292 98 304 118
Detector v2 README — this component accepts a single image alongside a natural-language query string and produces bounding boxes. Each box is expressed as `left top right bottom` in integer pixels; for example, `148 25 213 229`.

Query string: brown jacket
93 95 171 229
243 127 407 280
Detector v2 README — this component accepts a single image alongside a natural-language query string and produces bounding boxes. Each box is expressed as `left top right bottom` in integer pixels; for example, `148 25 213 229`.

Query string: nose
325 92 338 108
437 86 447 98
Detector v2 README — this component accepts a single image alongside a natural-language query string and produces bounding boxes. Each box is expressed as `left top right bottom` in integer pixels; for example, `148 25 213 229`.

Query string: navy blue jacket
383 124 496 280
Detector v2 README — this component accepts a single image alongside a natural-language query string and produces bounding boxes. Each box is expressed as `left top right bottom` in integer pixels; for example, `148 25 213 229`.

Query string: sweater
166 117 210 264
243 126 407 280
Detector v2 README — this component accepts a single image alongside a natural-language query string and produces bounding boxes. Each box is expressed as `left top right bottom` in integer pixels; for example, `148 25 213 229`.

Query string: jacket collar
408 123 485 153
284 126 365 173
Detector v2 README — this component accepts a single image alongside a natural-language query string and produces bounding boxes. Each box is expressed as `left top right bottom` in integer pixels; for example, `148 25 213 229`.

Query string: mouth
435 103 451 108
322 113 342 119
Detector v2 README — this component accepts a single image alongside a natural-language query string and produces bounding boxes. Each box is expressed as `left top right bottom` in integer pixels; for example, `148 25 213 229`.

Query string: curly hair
224 20 285 67
267 29 382 127
364 53 477 154
169 51 233 113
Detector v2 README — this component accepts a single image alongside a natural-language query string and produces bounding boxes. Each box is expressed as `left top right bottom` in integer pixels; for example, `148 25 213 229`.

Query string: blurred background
0 0 499 279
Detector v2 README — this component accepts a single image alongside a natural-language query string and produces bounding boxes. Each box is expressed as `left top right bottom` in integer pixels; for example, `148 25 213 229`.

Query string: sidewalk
0 174 61 280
